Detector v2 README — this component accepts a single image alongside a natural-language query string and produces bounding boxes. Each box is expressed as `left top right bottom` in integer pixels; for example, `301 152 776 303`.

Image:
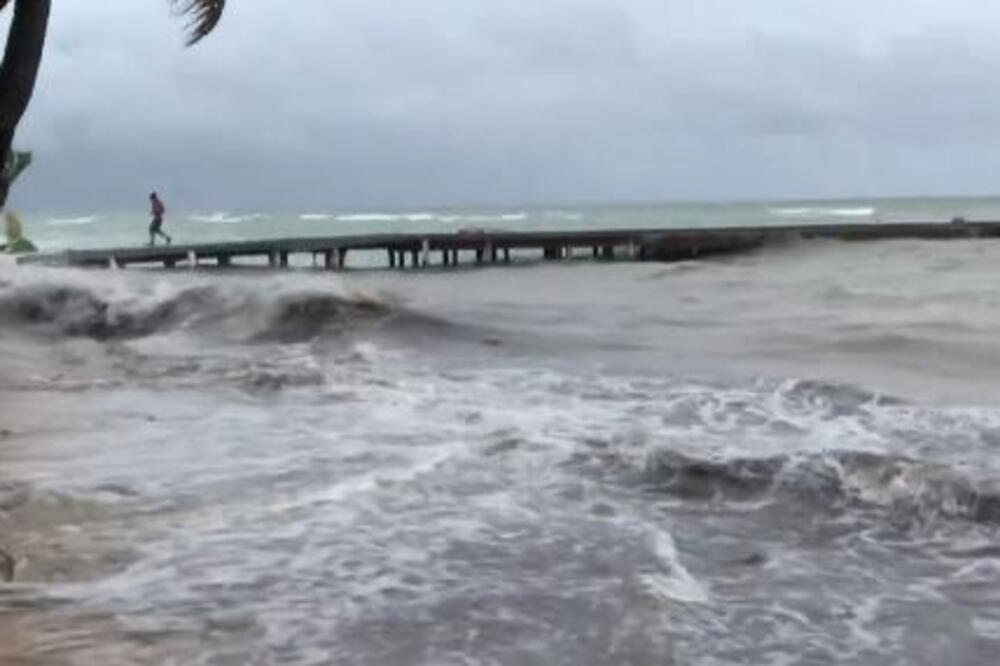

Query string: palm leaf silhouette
171 0 226 45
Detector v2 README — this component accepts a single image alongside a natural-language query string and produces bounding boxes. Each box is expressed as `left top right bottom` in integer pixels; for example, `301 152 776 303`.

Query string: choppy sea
3 198 1000 664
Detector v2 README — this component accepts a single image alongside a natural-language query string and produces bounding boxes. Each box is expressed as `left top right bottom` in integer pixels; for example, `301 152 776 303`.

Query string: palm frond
171 0 226 46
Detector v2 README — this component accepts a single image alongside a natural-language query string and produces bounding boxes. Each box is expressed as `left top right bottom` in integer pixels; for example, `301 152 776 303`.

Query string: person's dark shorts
150 215 163 232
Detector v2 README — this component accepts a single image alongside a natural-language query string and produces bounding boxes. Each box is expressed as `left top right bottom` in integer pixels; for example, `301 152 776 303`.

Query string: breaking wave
771 206 876 219
0 276 390 343
542 211 585 222
333 211 530 224
464 212 528 222
335 212 435 223
47 216 96 226
630 448 1000 526
188 212 263 224
534 372 1000 528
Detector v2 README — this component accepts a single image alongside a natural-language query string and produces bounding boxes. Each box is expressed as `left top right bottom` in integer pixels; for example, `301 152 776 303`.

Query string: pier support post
411 248 419 268
280 252 289 268
593 246 599 258
543 246 560 260
323 250 335 270
218 254 231 268
164 259 176 269
601 245 615 260
269 252 279 268
388 249 396 268
451 249 459 266
441 250 450 266
338 248 348 269
503 247 511 263
476 247 484 264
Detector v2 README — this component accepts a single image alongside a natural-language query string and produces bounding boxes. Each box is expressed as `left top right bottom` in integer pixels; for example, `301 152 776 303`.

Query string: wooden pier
16 221 1000 270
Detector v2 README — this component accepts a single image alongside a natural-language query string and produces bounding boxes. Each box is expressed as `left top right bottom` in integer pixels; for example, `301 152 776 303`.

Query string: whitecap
463 212 528 223
771 207 813 217
48 215 96 226
299 214 334 222
189 212 261 224
335 213 402 223
335 212 439 223
542 211 584 222
770 206 875 219
641 530 710 605
831 207 876 218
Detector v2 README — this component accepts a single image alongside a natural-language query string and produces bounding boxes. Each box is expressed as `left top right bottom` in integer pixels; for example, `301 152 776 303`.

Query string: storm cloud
9 0 1000 212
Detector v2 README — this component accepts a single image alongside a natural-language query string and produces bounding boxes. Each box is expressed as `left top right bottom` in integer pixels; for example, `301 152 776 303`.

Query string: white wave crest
335 212 440 223
404 213 436 222
336 213 403 223
188 212 263 224
48 216 96 226
641 530 710 605
771 206 876 219
832 207 876 218
463 212 528 223
331 211 530 225
299 214 334 221
542 211 585 222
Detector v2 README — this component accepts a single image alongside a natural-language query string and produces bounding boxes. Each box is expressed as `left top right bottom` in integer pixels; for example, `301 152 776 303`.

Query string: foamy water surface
3 223 1000 663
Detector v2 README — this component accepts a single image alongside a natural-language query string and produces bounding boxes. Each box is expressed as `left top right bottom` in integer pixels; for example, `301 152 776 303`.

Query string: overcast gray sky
9 1 1000 212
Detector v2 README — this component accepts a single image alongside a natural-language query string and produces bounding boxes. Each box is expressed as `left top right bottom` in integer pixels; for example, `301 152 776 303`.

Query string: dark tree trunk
0 0 51 209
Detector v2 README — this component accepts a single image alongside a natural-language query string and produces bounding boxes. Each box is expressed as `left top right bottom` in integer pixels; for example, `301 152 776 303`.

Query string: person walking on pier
148 191 172 246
